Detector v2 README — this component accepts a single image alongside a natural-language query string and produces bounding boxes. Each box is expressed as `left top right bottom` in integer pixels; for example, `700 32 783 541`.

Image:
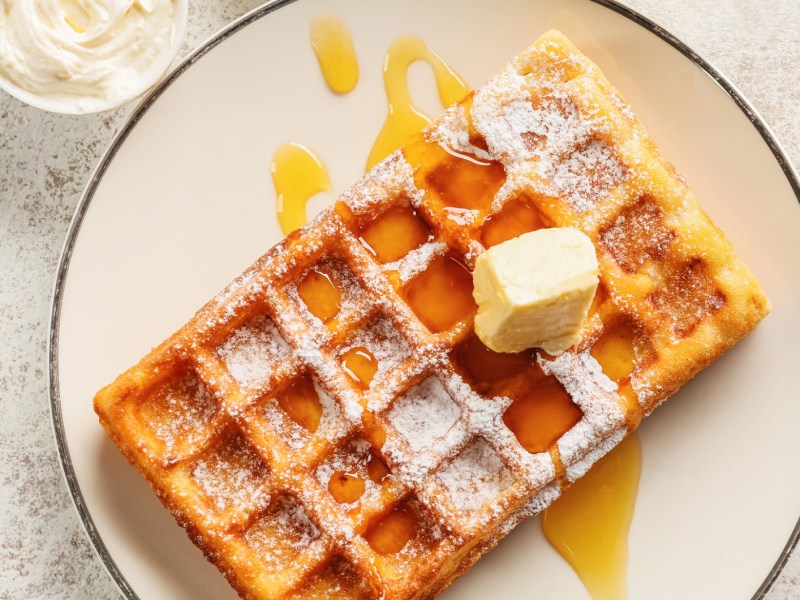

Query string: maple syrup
367 36 470 169
451 334 533 394
591 319 637 383
341 346 379 389
276 376 322 434
367 450 391 483
272 142 333 236
328 470 365 504
461 94 490 151
309 15 359 94
592 319 643 429
359 205 433 263
297 268 342 324
452 336 583 453
364 505 417 555
481 196 552 248
542 432 642 600
404 254 476 333
503 366 583 454
403 136 506 219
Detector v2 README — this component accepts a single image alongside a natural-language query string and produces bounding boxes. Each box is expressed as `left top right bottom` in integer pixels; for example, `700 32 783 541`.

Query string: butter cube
473 228 599 355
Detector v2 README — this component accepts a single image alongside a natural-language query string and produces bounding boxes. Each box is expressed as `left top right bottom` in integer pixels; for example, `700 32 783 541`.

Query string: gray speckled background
1 1 798 598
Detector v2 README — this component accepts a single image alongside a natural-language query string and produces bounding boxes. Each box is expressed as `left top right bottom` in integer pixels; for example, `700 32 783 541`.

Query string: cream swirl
0 0 179 112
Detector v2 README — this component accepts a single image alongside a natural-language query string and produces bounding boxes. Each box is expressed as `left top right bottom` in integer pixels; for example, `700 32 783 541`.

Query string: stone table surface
1 1 798 598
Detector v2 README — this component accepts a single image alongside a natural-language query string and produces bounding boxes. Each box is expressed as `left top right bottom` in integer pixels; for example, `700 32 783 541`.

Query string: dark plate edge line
47 1 800 599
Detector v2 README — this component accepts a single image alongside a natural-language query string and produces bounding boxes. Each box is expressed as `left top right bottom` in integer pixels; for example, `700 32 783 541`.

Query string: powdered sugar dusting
550 139 627 212
315 437 389 509
191 432 270 514
470 67 533 163
316 437 368 485
505 94 588 161
295 343 364 425
470 54 631 214
610 90 635 121
261 398 306 450
216 314 291 389
340 152 422 217
599 197 676 273
438 438 513 514
564 427 625 482
244 495 320 571
539 351 625 469
382 241 447 285
141 370 217 454
261 378 343 450
498 482 561 537
338 316 411 388
289 258 364 328
388 377 462 452
428 104 493 161
472 67 598 166
446 371 556 491
451 375 508 434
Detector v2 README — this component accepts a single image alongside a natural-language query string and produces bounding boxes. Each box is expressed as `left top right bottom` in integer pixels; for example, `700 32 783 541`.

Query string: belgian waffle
94 30 770 600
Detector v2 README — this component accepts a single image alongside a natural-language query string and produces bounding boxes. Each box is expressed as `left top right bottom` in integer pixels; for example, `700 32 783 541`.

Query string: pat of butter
473 228 599 355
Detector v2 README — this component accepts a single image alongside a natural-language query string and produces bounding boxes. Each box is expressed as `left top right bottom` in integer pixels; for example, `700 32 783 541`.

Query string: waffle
94 30 770 600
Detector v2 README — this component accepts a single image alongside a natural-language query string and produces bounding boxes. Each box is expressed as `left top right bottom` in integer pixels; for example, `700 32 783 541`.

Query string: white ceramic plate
50 0 800 598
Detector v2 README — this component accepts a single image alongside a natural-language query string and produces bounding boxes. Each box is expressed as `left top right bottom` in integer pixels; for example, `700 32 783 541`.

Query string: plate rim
47 1 800 599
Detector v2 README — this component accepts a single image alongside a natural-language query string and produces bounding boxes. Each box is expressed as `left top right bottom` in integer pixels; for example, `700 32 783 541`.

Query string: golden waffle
94 30 770 600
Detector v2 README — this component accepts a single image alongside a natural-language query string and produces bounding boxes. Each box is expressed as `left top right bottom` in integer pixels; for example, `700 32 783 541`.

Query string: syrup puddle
271 142 332 236
367 35 469 169
309 15 359 94
542 432 642 600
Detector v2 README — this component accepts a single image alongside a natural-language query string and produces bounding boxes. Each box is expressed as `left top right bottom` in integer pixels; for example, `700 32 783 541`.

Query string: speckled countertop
1 1 798 598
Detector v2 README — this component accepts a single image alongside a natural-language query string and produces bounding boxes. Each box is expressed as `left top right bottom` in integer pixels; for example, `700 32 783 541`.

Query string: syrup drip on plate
271 142 332 236
542 432 642 600
366 35 470 169
309 15 359 94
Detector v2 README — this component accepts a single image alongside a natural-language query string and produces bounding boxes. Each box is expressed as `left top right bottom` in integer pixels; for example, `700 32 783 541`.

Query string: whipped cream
0 0 180 113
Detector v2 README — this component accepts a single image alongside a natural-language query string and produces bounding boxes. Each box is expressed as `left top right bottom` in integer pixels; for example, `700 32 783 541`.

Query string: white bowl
0 0 188 115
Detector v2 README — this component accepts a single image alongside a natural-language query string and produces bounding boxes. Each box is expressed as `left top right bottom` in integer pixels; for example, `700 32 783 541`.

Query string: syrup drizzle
365 504 417 555
328 470 365 504
366 36 470 170
542 432 642 600
340 346 378 390
309 15 359 94
271 142 333 236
